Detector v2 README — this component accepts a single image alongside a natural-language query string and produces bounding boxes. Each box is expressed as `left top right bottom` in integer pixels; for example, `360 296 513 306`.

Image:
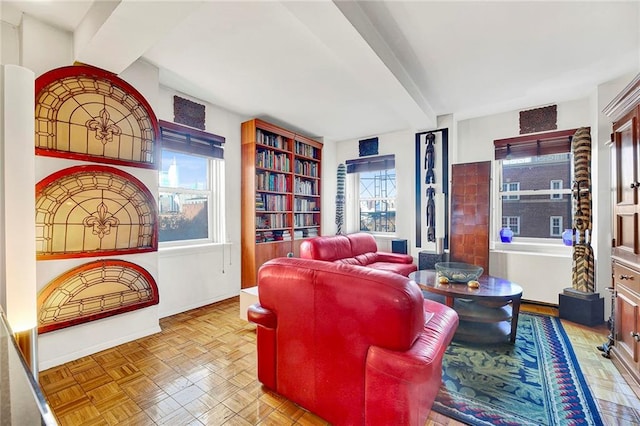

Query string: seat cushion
368 261 418 277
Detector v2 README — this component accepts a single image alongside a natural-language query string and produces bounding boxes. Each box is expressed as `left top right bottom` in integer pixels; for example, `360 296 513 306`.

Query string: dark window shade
159 119 225 159
494 128 582 160
346 154 395 173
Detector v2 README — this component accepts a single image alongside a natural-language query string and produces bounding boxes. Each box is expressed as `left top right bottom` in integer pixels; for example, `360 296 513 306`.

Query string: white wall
153 85 243 319
1 15 245 369
332 96 626 307
454 98 597 305
335 129 418 255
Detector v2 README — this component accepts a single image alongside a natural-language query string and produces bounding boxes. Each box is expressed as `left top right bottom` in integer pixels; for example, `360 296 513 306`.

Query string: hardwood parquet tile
39 297 640 426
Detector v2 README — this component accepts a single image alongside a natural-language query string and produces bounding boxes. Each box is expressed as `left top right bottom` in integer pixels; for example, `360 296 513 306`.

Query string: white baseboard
158 291 239 319
39 325 161 371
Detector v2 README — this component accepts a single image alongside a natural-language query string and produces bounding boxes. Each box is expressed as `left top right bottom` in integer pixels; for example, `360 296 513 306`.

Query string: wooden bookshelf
241 119 322 288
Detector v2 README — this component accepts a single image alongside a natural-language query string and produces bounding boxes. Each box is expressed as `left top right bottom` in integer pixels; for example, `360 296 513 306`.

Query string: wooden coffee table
409 270 523 344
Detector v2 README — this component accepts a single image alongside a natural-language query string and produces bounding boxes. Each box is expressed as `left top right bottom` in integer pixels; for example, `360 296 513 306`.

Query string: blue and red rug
433 313 604 425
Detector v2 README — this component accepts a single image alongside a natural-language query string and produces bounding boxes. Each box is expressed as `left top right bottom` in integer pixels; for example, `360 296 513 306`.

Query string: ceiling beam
283 1 436 130
333 0 436 128
74 0 201 74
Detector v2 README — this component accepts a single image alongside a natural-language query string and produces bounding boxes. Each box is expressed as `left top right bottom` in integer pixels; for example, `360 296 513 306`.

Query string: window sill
159 242 230 256
491 241 572 257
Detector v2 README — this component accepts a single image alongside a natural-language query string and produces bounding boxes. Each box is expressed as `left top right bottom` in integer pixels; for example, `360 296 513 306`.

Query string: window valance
159 120 225 159
346 154 395 173
494 128 582 160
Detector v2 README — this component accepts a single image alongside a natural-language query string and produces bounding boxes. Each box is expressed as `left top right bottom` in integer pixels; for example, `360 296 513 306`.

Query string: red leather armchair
300 232 417 276
248 257 459 425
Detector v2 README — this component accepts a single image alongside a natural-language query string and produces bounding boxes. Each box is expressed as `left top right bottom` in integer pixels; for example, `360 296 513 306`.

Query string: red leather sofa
248 257 459 425
299 232 417 276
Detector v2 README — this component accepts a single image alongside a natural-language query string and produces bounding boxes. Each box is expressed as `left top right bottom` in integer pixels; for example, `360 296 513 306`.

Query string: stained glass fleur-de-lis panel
35 65 159 168
38 259 159 333
36 165 157 259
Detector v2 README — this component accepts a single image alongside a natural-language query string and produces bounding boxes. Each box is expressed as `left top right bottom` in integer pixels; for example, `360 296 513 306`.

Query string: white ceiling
2 0 639 141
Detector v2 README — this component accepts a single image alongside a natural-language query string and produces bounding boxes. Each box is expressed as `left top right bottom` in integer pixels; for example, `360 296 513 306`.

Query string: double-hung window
158 121 225 245
346 155 396 233
494 129 576 243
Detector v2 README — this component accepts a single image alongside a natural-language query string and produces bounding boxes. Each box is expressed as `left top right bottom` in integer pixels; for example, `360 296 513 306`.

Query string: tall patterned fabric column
335 163 346 235
571 127 594 293
449 162 491 273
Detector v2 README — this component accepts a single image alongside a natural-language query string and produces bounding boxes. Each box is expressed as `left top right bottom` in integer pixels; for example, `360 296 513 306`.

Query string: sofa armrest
376 251 414 264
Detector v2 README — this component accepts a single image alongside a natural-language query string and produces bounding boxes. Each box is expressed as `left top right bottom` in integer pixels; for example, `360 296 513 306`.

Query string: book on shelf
302 228 318 238
273 230 292 241
255 194 265 211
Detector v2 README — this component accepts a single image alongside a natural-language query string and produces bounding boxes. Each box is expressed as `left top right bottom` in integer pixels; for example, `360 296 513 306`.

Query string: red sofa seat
299 232 417 276
248 257 459 425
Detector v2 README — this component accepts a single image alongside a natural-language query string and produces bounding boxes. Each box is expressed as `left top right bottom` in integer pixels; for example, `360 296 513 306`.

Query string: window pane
158 192 209 242
501 153 571 239
160 150 209 190
158 148 213 243
359 169 396 232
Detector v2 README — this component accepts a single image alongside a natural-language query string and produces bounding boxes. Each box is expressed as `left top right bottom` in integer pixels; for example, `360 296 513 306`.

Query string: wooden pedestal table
409 270 523 344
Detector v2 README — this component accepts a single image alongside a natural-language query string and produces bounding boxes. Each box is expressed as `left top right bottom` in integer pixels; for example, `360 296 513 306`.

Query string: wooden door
613 107 640 260
449 161 491 274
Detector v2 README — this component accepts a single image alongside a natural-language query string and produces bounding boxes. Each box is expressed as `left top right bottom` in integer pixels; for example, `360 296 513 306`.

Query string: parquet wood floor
39 298 640 425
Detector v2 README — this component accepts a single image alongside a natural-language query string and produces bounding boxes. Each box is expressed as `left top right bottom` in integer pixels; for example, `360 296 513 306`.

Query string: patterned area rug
433 313 604 425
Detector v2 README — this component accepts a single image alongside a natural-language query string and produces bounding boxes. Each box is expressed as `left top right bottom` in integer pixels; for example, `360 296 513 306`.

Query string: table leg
445 296 454 308
510 295 521 343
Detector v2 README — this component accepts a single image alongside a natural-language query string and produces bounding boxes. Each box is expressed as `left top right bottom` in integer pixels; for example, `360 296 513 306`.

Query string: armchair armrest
247 303 277 328
376 252 414 264
248 303 278 389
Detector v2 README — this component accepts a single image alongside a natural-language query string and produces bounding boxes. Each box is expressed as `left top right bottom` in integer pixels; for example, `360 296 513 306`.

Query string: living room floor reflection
39 298 640 426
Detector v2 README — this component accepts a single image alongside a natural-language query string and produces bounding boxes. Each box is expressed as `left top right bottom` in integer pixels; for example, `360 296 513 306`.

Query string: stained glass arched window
35 65 159 168
38 259 159 333
36 165 157 259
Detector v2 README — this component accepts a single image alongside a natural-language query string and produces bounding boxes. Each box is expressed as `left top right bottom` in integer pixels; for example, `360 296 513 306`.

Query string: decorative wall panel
38 259 159 333
449 161 491 272
35 65 159 168
36 165 157 260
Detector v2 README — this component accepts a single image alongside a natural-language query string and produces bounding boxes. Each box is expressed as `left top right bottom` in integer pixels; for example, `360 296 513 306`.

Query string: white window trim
550 216 563 236
550 180 563 199
159 155 225 248
502 216 521 235
491 161 572 255
501 182 520 200
346 171 397 236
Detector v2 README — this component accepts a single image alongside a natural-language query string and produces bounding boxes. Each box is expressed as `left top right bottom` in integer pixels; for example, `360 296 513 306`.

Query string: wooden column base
14 328 38 379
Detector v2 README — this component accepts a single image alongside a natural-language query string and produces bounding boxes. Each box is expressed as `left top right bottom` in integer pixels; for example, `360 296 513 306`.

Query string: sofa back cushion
346 232 379 256
299 235 352 261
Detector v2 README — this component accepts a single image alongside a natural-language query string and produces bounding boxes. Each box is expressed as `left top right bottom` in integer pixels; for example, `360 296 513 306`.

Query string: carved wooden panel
35 65 159 168
38 259 159 333
173 95 205 130
449 162 491 273
519 105 557 134
36 165 157 260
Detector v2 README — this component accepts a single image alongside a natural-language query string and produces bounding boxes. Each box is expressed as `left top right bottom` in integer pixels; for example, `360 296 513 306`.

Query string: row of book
257 129 289 151
256 172 290 192
256 194 290 211
294 159 319 177
294 177 319 196
294 198 317 211
294 214 318 227
256 213 289 230
256 230 292 243
294 141 319 159
256 228 320 243
256 150 290 172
